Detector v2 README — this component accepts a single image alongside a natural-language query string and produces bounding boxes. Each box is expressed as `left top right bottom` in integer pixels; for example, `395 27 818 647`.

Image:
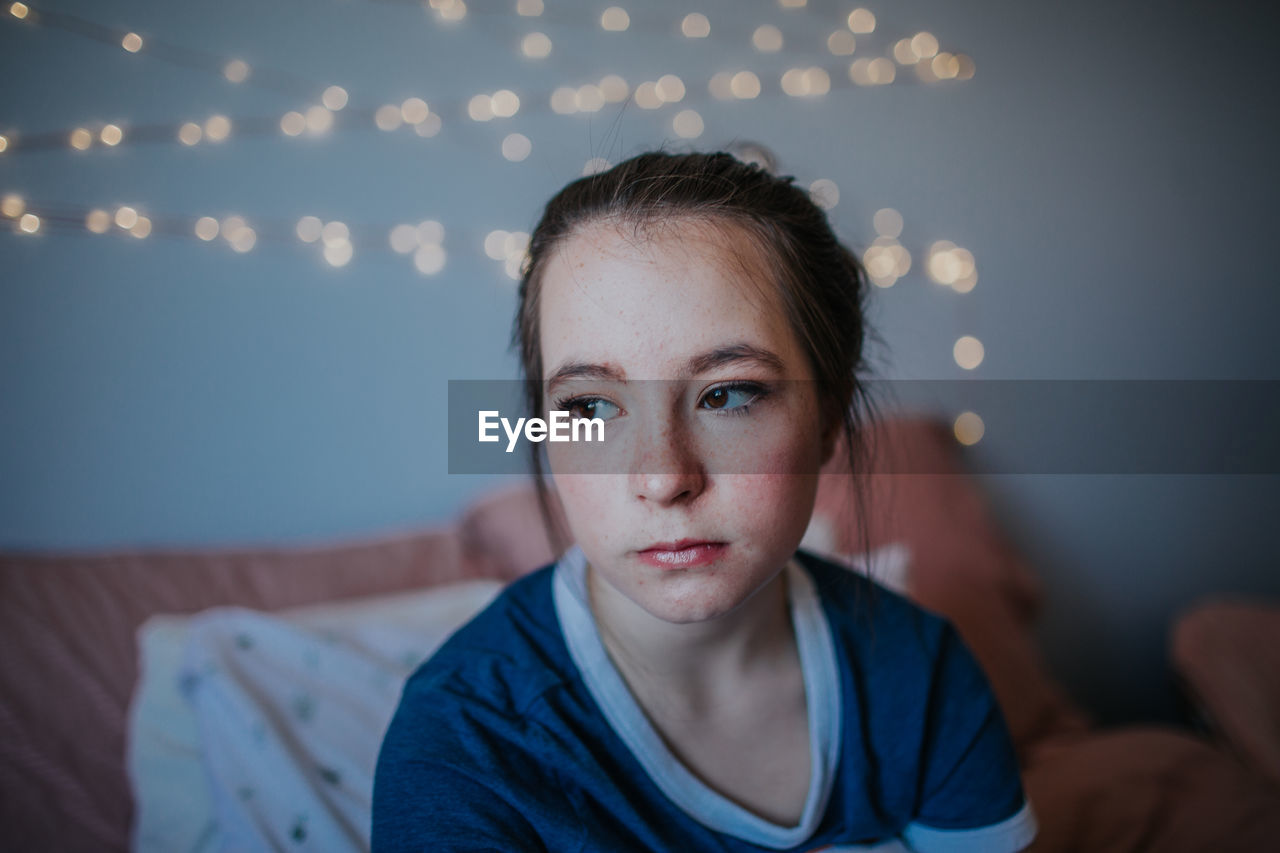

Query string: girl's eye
556 397 620 421
700 383 766 414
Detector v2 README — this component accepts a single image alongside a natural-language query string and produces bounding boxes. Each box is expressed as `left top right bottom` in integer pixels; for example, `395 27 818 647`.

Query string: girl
373 151 1038 852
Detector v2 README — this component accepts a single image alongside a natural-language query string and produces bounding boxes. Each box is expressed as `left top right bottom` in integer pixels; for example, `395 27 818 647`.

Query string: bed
2 416 1277 851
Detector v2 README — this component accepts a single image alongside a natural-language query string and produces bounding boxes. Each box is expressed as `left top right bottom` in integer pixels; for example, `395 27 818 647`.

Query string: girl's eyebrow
546 342 786 392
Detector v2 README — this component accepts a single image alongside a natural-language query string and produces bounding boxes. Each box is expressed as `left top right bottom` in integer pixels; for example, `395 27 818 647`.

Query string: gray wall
2 0 1277 725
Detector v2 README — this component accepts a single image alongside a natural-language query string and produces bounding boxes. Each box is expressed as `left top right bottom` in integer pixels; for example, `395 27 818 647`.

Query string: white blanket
127 580 503 853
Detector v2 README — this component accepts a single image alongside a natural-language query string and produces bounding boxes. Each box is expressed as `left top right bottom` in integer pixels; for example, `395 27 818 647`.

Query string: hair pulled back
511 149 879 562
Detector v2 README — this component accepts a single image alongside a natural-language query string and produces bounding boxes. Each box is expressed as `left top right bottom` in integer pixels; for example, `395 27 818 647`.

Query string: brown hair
510 149 880 579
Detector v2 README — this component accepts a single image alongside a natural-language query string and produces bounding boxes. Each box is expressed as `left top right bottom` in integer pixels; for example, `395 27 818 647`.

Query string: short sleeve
902 621 1038 853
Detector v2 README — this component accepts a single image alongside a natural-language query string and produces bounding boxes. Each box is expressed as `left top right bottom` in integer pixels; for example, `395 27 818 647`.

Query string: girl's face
539 219 835 626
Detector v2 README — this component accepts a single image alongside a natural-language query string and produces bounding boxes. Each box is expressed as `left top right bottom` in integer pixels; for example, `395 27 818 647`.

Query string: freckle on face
538 220 826 624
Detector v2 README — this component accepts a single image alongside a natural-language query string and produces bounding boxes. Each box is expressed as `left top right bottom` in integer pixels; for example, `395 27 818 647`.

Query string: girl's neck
586 562 798 718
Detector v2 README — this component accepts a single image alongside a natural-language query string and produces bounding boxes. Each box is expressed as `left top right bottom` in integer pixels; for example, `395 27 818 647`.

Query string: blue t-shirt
373 545 1038 852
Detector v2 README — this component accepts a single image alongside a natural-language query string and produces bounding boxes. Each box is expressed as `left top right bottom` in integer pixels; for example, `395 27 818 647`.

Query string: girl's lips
635 542 728 569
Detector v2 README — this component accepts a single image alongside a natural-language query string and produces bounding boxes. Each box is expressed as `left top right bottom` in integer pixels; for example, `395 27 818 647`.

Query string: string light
655 74 685 103
926 240 977 291
114 206 139 229
400 97 430 124
280 111 305 136
296 216 323 243
18 213 40 233
501 132 532 162
467 94 494 121
178 122 203 145
323 239 353 267
194 216 219 240
203 115 231 142
680 13 710 38
781 67 830 97
634 82 662 109
600 7 629 32
550 87 576 114
305 106 333 134
953 335 984 370
847 8 876 33
827 31 856 56
910 32 940 60
484 230 529 279
599 75 629 102
428 0 466 23
490 90 520 117
413 113 442 137
322 86 349 110
863 236 911 288
413 243 445 275
375 105 402 131
730 71 761 99
672 109 704 139
1 194 25 218
2 0 977 312
752 25 783 53
849 57 896 86
809 178 838 209
86 209 111 233
521 32 551 58
953 411 984 445
223 59 250 83
873 208 904 238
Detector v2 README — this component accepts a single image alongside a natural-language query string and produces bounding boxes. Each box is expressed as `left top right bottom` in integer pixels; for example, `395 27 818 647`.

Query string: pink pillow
0 526 483 851
812 417 1091 756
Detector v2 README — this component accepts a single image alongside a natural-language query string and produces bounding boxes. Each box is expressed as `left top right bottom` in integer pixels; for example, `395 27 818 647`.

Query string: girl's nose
629 420 707 505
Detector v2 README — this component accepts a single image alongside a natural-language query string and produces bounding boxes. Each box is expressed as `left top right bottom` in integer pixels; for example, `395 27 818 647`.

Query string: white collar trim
552 543 841 848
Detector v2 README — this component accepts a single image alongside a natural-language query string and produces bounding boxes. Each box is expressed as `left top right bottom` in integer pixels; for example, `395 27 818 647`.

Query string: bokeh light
601 7 629 32
521 32 552 58
809 178 839 209
752 25 783 53
681 13 710 38
194 216 219 241
953 335 985 370
672 109 704 139
85 209 111 233
501 132 532 161
827 31 856 56
178 122 203 145
223 59 250 83
953 412 984 445
204 115 231 142
846 8 875 33
322 86 349 110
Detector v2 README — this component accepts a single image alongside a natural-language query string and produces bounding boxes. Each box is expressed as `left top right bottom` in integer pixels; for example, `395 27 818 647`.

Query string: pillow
127 579 504 853
811 416 1092 755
